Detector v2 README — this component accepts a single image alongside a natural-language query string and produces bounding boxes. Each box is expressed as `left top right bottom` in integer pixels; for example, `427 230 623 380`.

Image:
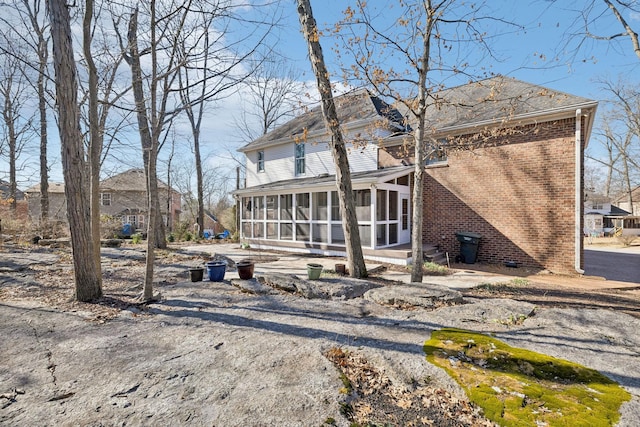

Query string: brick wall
423 118 583 274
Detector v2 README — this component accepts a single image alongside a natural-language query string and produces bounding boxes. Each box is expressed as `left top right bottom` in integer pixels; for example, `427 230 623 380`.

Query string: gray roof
416 76 597 130
101 169 170 191
234 165 413 195
239 88 405 152
609 205 631 216
24 182 65 194
240 77 597 154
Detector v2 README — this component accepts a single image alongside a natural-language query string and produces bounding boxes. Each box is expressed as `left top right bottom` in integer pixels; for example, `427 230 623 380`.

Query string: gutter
575 109 585 274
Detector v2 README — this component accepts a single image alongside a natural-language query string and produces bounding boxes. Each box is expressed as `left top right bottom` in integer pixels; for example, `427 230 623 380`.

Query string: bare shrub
617 234 637 247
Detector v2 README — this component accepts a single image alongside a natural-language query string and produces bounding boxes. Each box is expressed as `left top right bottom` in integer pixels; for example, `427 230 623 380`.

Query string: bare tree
47 0 101 301
296 0 367 278
77 0 130 282
0 51 34 211
176 2 276 239
1 0 52 224
83 0 103 288
335 0 516 282
124 6 162 301
589 78 640 211
236 59 303 142
561 0 640 62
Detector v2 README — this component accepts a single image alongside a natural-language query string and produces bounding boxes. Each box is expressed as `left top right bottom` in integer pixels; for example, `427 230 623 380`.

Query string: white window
295 143 305 175
100 192 111 206
257 150 265 172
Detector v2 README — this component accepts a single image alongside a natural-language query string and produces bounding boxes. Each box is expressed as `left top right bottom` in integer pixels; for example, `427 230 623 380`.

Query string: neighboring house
584 194 631 236
25 169 182 230
99 169 181 231
24 182 68 222
614 186 640 217
234 76 598 274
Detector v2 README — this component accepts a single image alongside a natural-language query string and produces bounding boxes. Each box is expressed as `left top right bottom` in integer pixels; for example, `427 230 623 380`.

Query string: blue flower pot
206 261 226 282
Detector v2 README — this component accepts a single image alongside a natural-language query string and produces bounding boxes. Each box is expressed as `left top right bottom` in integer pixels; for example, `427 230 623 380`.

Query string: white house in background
584 194 633 236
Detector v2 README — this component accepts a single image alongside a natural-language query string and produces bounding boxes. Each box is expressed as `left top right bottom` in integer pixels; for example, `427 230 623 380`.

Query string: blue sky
4 0 639 188
277 0 640 100
268 0 640 170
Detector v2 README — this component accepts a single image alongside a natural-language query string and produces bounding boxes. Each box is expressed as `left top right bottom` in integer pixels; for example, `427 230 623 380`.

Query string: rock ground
1 243 639 426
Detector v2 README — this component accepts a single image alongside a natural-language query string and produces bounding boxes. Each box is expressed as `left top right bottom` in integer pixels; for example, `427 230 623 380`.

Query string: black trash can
455 231 482 264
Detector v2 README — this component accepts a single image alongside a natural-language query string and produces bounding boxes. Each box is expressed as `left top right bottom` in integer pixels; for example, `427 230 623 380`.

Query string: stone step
424 250 448 266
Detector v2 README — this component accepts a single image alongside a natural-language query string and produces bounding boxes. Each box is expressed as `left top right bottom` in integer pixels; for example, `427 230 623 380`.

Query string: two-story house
25 169 181 231
235 77 598 274
584 194 631 237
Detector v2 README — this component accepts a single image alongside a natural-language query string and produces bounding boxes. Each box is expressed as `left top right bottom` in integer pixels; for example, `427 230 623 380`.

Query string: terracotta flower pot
236 261 255 280
335 263 346 275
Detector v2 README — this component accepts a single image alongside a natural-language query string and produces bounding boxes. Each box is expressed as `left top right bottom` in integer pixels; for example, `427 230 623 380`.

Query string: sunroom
234 166 414 260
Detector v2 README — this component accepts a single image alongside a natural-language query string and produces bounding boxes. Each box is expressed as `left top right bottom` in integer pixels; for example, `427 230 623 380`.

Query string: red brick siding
423 118 582 273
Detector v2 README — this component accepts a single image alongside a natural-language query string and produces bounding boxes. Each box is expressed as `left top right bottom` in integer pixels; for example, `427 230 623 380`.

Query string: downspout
575 109 585 274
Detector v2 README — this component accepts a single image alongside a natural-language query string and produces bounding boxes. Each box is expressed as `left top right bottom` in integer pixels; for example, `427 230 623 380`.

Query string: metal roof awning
233 165 414 196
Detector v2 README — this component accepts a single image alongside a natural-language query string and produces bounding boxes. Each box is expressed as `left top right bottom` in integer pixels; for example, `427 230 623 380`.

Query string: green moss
425 328 631 427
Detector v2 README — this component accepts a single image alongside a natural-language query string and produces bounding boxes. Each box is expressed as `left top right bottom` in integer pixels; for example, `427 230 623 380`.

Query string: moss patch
425 328 631 427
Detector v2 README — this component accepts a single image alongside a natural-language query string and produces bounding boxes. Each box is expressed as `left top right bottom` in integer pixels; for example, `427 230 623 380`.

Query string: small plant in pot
236 259 255 280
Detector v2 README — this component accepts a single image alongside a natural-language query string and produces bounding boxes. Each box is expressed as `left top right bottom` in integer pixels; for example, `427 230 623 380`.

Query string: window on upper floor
257 150 265 172
592 202 604 210
295 143 305 175
100 192 111 206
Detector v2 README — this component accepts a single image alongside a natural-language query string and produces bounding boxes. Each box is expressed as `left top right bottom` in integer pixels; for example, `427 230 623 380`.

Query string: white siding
244 124 393 187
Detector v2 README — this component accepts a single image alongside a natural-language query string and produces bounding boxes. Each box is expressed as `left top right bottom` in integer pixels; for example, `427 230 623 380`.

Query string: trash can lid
455 231 482 239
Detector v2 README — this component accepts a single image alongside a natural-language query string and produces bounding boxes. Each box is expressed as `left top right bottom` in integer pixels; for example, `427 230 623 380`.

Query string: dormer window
295 143 305 175
257 150 265 172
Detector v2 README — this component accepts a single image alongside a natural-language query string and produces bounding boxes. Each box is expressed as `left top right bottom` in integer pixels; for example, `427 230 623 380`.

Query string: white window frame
100 192 111 206
295 143 305 176
257 150 265 172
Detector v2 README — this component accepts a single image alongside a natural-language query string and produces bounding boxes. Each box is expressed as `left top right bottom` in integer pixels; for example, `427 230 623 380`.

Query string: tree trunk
144 147 159 301
83 0 103 285
9 119 16 212
38 62 49 225
195 129 205 240
409 8 435 283
296 0 367 278
47 0 101 302
127 8 157 301
1 89 17 211
35 2 50 226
